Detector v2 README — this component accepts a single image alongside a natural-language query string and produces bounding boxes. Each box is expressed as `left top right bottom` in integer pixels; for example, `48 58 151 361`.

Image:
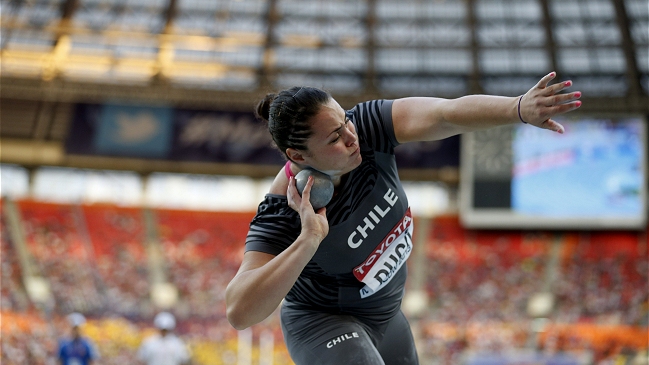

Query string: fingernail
550 72 556 77
564 81 572 87
574 91 581 98
575 101 582 107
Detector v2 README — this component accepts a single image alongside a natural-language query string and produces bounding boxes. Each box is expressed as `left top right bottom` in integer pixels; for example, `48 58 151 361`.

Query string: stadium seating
154 209 254 319
81 204 152 317
554 231 648 326
2 202 646 365
0 201 30 312
16 200 104 315
418 215 648 363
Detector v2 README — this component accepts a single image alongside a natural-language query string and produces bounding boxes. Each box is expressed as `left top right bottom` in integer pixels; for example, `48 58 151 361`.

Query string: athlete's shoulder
347 99 393 123
268 164 289 196
347 100 398 153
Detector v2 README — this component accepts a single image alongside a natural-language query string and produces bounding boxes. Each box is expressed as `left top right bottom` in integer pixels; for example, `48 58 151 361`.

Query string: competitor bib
353 208 413 298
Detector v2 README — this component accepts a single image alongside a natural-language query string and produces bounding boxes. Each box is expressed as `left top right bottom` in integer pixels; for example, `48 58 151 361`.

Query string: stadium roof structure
1 0 647 178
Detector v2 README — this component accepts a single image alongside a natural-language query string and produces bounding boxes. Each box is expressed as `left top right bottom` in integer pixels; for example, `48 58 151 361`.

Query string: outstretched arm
392 72 582 143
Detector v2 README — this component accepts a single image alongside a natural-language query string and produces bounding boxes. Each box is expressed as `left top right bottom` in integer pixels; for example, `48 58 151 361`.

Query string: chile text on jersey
310 152 412 299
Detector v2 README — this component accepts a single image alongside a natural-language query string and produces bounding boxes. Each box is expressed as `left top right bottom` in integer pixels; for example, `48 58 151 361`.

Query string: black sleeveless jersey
245 100 413 322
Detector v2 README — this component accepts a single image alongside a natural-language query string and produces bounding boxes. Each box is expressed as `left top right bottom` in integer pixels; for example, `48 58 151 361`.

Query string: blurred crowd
554 237 648 326
84 205 152 317
1 201 647 365
418 217 648 365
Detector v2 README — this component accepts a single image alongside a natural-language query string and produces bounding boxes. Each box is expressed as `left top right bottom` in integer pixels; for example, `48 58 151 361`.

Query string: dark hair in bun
255 86 331 160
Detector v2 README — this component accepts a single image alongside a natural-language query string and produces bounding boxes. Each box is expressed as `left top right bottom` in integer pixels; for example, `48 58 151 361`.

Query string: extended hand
519 72 582 134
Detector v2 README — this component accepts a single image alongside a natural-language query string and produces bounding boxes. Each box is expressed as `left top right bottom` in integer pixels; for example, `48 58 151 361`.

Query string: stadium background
0 0 647 364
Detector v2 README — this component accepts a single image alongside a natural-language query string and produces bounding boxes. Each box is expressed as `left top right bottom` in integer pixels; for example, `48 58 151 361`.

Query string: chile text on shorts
326 332 360 349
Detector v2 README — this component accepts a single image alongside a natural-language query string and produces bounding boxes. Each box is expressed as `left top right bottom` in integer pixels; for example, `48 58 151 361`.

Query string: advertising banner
67 102 459 169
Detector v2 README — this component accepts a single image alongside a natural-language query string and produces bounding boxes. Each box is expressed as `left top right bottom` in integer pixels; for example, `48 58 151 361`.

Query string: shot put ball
295 169 334 210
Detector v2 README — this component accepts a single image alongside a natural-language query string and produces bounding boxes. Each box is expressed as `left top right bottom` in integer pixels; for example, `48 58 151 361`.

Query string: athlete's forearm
225 233 319 330
392 95 518 142
442 95 519 129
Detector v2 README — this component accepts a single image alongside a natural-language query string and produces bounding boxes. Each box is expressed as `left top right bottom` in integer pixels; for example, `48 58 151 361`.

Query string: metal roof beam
258 0 280 89
611 0 644 98
364 0 378 94
466 0 483 94
539 0 559 73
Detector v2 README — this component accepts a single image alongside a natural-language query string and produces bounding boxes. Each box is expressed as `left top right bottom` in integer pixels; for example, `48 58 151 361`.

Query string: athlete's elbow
226 304 251 330
225 285 253 330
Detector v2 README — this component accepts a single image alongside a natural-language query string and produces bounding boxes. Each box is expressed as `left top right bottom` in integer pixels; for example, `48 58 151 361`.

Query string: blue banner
66 102 459 169
94 103 173 158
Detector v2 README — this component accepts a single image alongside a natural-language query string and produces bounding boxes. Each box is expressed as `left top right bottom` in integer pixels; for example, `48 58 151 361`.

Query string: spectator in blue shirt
57 313 97 365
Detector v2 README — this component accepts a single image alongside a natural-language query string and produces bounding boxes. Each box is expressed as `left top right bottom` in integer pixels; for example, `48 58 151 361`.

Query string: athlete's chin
336 154 362 175
349 154 363 169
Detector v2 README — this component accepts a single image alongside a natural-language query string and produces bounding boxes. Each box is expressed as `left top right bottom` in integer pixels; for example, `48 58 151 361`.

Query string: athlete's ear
286 148 307 164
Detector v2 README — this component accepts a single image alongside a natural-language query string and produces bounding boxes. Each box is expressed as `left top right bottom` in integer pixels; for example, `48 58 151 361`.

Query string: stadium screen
459 115 647 230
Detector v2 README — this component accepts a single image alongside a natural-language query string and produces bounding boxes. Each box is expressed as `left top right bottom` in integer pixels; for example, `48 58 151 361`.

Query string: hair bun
255 93 276 123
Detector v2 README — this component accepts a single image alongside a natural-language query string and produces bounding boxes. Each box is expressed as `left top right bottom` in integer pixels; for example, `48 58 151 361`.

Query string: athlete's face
297 98 362 176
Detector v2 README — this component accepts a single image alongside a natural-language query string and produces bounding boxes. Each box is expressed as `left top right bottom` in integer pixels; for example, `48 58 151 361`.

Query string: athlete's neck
289 162 345 187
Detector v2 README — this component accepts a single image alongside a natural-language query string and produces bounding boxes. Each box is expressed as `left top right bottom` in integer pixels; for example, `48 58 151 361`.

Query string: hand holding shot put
287 174 329 244
226 72 581 365
294 168 334 210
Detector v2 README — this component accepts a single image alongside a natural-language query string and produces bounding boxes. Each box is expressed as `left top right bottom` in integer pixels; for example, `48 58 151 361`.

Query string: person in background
58 312 98 365
137 312 191 365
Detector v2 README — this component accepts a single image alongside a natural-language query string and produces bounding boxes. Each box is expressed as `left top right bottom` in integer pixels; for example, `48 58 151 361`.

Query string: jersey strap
353 208 413 298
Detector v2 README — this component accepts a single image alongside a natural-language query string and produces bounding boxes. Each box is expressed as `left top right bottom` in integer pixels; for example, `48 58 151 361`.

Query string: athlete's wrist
297 230 324 251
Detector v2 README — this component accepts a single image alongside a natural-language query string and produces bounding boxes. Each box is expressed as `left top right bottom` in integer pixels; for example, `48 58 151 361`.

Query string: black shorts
280 303 419 365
